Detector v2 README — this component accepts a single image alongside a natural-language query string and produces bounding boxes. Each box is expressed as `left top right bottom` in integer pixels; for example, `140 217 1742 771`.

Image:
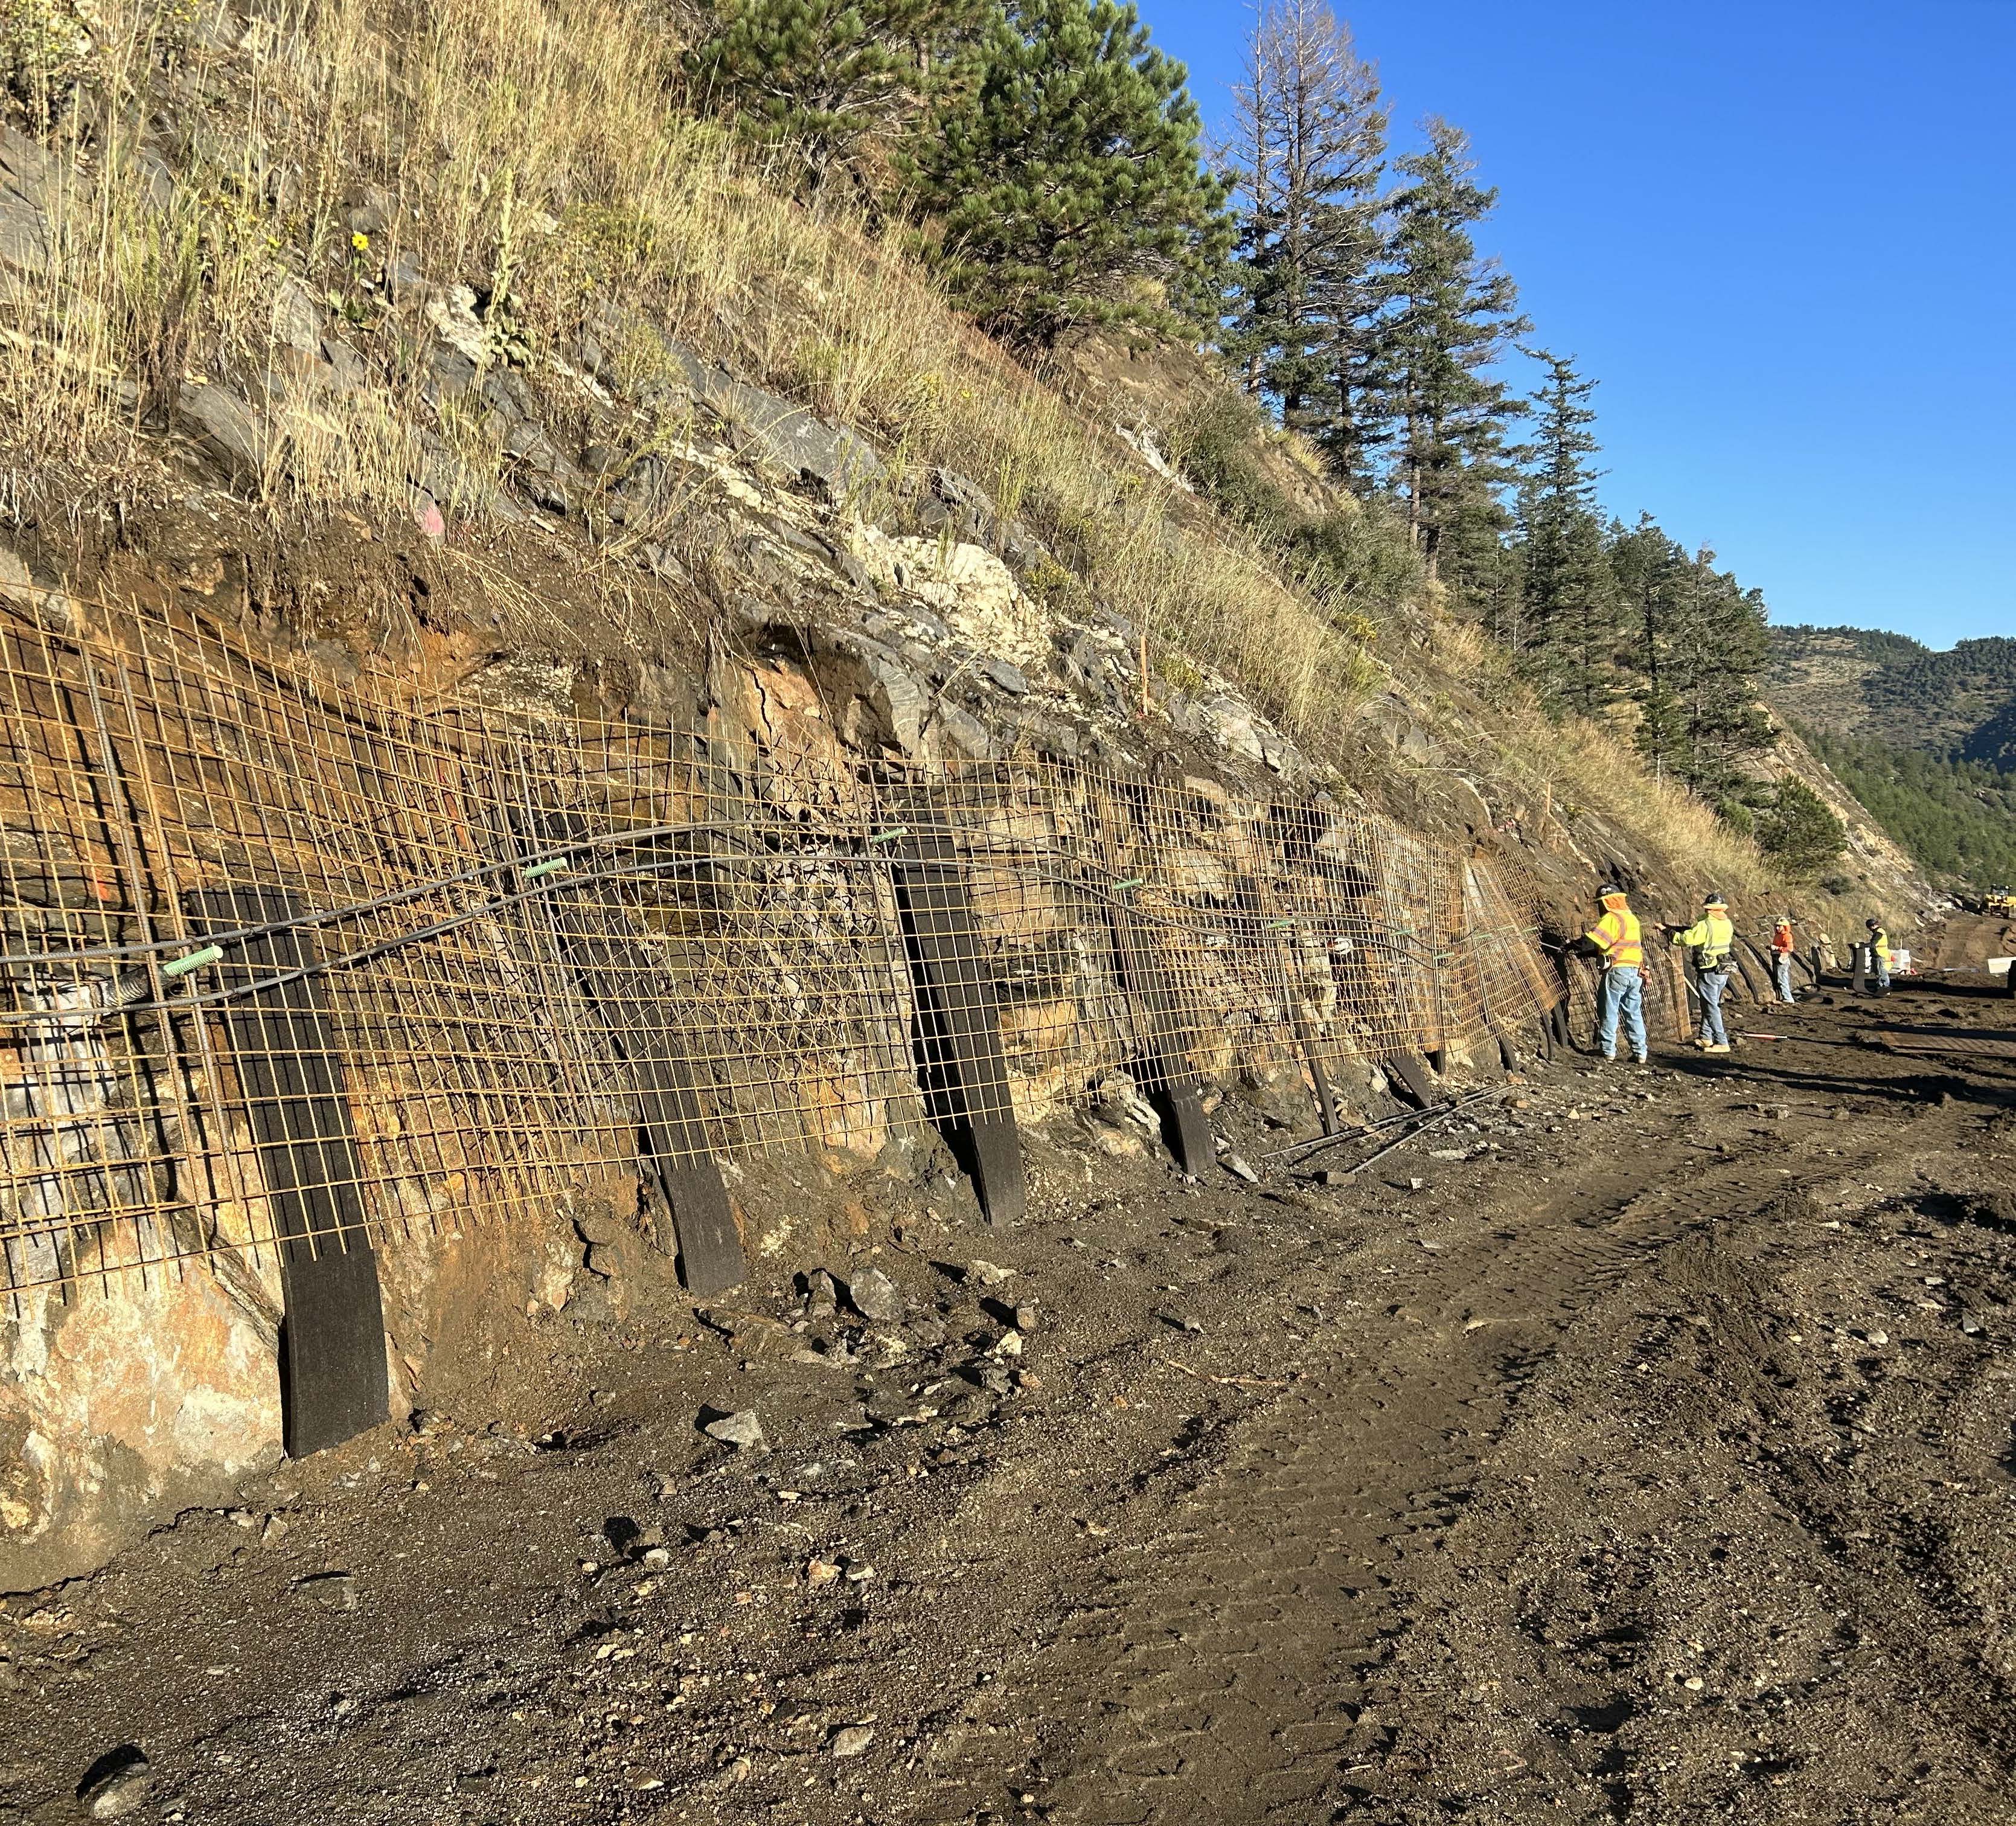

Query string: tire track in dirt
911 1138 1828 1826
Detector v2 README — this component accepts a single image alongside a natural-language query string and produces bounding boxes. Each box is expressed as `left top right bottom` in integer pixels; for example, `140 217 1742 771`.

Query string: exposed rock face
2 1271 283 1589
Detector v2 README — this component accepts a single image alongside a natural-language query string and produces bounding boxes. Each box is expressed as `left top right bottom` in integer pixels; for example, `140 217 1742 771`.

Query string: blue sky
1144 0 2013 648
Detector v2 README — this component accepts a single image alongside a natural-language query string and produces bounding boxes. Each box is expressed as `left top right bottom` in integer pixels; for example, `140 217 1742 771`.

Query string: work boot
1704 1042 1732 1054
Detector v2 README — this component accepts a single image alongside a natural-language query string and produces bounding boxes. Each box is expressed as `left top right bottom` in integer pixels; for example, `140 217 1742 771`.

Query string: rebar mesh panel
1 598 1568 1300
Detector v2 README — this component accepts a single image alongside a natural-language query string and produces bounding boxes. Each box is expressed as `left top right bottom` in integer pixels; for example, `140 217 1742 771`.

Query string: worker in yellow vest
1866 918 1892 994
1578 883 1648 1066
1672 892 1737 1053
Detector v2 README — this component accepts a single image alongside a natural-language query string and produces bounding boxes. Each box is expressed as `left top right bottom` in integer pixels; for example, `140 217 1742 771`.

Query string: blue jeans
1698 969 1730 1046
1598 966 1646 1060
1773 953 1795 1002
1875 955 1891 992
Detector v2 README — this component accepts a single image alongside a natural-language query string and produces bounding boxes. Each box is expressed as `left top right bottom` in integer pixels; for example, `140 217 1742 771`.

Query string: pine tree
1755 777 1847 878
1517 350 1618 713
912 0 1232 344
1608 513 1690 775
685 0 989 196
1221 0 1386 472
1372 118 1528 592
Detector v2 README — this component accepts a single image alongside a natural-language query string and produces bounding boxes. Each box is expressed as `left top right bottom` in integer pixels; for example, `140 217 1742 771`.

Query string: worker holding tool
1671 892 1737 1054
1575 883 1648 1066
1866 917 1892 995
1770 915 1798 1004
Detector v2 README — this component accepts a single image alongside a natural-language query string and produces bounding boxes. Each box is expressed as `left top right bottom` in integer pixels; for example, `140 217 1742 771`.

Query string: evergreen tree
1608 513 1691 774
1624 533 1774 797
1220 0 1386 475
685 0 990 196
1372 118 1528 592
1515 351 1618 714
912 0 1232 344
1755 777 1848 878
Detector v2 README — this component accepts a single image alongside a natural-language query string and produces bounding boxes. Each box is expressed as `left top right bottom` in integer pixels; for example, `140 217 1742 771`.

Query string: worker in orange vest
1576 883 1648 1066
1770 915 1798 1004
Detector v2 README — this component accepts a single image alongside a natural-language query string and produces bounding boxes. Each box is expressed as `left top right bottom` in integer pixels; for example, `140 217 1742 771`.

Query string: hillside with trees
8 0 1937 905
1767 626 2016 892
1769 625 2016 764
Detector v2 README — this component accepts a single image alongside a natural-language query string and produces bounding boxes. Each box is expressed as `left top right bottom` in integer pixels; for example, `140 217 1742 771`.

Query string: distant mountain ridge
1768 625 2016 767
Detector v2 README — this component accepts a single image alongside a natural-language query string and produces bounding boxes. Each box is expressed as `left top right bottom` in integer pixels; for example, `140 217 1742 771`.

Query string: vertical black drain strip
544 915 745 1296
890 818 1025 1228
1103 895 1214 1176
1383 1049 1441 1110
518 810 743 1296
191 888 388 1458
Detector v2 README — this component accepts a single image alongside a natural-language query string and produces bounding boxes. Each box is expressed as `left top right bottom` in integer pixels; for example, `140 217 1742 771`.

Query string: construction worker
1770 915 1798 1004
1866 918 1892 994
1578 883 1648 1066
1672 892 1737 1053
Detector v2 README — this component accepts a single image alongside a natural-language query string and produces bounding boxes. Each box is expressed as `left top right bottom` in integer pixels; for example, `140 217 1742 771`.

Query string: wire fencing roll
0 598 1563 1305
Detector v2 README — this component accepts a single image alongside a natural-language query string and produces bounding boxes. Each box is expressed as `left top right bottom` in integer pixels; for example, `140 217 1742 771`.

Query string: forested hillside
1767 625 2016 894
1770 625 2016 764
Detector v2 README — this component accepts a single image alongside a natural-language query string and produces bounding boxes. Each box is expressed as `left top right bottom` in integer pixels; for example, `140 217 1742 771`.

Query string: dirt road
7 979 2016 1825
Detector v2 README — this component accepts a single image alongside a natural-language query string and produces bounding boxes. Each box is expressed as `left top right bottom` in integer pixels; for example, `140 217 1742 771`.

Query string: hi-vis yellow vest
1587 908 1644 968
1674 911 1735 968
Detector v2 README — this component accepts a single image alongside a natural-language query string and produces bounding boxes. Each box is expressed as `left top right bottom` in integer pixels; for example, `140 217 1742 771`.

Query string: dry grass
1 0 1373 735
0 0 1784 894
1415 617 1774 900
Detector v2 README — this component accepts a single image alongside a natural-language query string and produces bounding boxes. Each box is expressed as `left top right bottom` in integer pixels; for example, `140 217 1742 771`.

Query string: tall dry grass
0 0 1785 893
1 0 1374 734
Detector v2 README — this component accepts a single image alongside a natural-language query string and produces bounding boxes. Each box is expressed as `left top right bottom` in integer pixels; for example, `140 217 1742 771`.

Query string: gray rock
662 339 884 498
827 1725 875 1759
0 124 51 282
270 275 323 357
847 1267 903 1324
318 337 369 394
701 1409 766 1450
188 3 242 54
386 251 428 301
935 702 995 760
294 1571 358 1611
177 383 274 486
965 1260 1014 1287
1223 1153 1261 1184
980 655 1031 694
78 1749 152 1819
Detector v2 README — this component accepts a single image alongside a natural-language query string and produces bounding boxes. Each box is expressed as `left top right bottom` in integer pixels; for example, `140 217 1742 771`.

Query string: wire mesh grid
0 597 1564 1302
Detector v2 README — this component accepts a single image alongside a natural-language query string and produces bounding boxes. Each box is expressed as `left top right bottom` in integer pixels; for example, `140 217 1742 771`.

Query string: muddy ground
8 975 2016 1825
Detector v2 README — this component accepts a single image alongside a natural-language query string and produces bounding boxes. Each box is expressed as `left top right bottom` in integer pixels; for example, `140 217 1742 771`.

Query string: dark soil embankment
7 979 2016 1825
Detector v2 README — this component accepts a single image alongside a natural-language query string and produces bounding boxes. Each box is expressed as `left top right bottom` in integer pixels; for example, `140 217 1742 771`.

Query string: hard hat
1704 892 1727 908
1776 915 1793 926
1597 882 1627 901
1866 917 1880 930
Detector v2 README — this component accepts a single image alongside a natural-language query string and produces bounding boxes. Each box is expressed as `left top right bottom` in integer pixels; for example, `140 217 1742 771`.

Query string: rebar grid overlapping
0 598 1562 1302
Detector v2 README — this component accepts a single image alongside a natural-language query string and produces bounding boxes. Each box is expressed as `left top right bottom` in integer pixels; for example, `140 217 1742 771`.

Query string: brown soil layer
7 978 2016 1825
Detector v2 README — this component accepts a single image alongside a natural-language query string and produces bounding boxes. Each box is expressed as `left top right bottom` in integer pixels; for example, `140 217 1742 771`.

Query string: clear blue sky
1144 0 2014 649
